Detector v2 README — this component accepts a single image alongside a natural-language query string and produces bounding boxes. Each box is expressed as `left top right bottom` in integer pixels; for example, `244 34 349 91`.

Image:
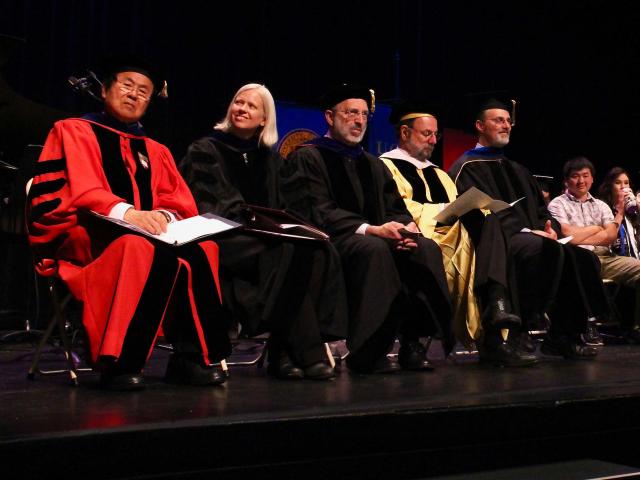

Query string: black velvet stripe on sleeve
29 198 61 223
34 158 66 175
28 178 66 200
90 124 134 204
130 138 153 211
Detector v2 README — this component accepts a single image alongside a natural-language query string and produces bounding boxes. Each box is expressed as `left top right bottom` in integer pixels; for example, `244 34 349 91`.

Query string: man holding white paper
449 96 608 360
29 57 230 389
380 101 531 366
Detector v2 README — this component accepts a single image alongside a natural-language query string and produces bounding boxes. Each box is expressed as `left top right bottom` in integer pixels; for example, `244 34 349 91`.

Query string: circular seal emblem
277 128 319 159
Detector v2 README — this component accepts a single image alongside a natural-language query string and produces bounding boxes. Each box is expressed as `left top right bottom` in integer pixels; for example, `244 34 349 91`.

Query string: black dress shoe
346 355 401 374
164 354 226 386
100 372 145 391
303 362 335 380
625 327 640 344
479 342 537 367
508 331 537 354
398 341 435 371
483 298 522 329
541 335 598 360
266 351 304 380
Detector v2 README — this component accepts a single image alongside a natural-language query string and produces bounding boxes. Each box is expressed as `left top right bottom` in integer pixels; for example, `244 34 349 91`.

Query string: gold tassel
510 99 517 127
158 80 168 99
369 88 376 114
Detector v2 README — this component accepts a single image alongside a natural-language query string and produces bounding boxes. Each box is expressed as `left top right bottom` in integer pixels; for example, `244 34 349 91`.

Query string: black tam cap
319 84 375 113
388 99 441 125
449 91 517 133
101 55 168 98
468 91 516 123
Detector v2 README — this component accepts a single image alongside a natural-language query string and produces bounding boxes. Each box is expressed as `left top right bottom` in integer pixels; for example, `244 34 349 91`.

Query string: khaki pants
595 246 640 326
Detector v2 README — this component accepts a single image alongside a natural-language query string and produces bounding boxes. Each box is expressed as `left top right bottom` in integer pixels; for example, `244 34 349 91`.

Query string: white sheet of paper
90 211 238 246
434 187 517 224
156 214 238 245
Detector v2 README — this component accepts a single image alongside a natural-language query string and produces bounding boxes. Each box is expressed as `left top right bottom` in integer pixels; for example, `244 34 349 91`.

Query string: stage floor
2 338 640 479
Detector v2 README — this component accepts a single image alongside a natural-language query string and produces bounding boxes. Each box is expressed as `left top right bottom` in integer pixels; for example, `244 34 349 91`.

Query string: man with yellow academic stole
381 101 535 366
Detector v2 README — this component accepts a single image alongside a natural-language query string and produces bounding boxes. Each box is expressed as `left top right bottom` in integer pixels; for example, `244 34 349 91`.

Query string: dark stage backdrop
0 0 640 326
2 0 640 322
1 0 640 182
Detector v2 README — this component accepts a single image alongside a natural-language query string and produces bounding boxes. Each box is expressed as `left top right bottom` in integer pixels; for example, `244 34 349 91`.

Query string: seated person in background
28 57 230 390
287 84 452 374
598 167 640 260
180 83 347 380
379 101 526 364
549 159 640 342
449 97 608 360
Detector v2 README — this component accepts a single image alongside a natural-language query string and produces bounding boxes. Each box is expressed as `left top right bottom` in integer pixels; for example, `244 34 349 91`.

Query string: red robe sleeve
29 119 129 255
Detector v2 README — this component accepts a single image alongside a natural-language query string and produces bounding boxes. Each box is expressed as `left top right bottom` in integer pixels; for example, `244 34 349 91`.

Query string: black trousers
216 232 347 367
333 234 452 368
114 240 231 374
508 233 608 335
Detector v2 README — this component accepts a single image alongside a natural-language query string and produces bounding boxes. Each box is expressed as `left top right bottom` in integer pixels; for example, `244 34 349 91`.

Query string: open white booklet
434 186 524 225
88 211 240 246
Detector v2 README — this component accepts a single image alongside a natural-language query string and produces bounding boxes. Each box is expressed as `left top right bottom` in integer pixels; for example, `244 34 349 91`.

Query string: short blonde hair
214 83 278 148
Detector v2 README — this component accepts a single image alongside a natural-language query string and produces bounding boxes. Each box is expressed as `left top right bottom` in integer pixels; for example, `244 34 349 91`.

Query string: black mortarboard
101 55 168 98
319 84 375 113
469 91 516 124
388 99 441 125
447 91 517 134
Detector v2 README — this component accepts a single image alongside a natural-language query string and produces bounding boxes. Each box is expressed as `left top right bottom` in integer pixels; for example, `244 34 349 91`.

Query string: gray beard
493 135 510 148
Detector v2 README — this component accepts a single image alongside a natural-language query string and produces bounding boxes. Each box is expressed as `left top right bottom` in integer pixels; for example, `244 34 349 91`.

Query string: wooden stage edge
2 340 640 479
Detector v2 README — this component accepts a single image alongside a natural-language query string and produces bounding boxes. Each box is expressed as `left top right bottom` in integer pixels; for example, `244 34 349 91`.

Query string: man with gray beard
286 84 452 374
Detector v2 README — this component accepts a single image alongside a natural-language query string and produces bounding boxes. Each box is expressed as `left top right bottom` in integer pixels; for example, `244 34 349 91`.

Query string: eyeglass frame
331 108 373 121
483 115 513 127
116 79 152 102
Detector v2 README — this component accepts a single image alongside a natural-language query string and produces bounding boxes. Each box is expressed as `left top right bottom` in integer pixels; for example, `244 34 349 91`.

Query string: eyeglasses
117 80 151 102
334 109 372 120
409 126 442 141
486 116 513 127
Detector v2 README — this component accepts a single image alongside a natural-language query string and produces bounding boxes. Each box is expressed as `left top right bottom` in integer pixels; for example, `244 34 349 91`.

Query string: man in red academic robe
28 58 230 390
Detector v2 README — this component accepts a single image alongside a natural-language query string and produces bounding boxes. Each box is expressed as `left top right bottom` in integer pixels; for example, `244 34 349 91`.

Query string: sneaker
581 318 604 346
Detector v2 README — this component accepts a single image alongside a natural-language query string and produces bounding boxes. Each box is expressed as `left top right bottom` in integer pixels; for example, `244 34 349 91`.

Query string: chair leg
27 280 88 385
220 359 229 377
27 310 58 380
324 342 335 368
50 282 80 385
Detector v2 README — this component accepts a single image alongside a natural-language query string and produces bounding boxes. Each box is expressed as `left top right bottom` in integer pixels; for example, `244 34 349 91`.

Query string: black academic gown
286 138 452 362
180 131 348 367
449 147 608 333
